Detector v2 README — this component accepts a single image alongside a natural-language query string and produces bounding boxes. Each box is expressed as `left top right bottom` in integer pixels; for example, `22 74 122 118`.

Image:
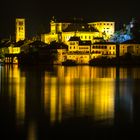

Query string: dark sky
0 0 139 38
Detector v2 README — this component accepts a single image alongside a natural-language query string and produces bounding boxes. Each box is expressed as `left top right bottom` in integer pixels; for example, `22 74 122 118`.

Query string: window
19 21 23 25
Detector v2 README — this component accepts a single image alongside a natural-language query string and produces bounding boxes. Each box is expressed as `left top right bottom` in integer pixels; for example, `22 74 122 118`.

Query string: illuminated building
57 36 116 64
8 44 20 54
66 36 91 64
91 42 116 59
41 18 107 44
119 40 140 56
89 21 115 40
16 18 25 42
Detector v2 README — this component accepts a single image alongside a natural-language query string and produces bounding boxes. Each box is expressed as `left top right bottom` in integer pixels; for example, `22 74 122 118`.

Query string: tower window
19 21 23 25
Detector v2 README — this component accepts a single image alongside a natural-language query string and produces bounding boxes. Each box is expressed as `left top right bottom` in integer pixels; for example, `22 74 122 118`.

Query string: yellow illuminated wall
41 19 103 44
16 18 25 42
119 43 140 56
91 43 116 58
8 46 20 54
89 21 115 40
41 31 100 44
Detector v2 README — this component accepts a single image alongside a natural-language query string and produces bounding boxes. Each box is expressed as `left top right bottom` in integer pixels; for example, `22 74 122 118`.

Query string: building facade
119 40 140 56
41 19 115 44
16 18 25 42
41 19 106 44
57 36 116 64
89 21 115 40
91 42 116 59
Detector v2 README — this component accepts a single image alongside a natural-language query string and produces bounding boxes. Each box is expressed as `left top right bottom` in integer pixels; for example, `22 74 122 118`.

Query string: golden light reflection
43 66 116 124
6 65 26 125
119 67 140 79
64 78 74 108
50 78 57 123
92 79 115 122
16 76 26 125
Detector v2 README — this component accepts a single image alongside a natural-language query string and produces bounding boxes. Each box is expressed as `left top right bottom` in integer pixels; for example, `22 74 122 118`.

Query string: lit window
19 21 23 25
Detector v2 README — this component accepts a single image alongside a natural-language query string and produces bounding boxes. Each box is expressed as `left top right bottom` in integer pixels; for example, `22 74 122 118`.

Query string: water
0 64 140 139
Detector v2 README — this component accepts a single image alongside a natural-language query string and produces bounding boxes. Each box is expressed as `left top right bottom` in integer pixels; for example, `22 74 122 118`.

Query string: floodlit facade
66 37 91 64
41 18 105 44
89 21 115 40
91 42 116 59
119 40 140 56
16 18 25 42
57 36 116 64
41 19 115 45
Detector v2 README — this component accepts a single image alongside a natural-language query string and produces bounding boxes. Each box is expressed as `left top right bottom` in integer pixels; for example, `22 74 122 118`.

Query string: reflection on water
1 65 26 126
43 66 117 125
1 65 140 139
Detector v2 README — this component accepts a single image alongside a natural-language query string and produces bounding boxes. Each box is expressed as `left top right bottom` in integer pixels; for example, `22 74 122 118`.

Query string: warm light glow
6 65 26 125
16 18 25 42
93 79 115 122
43 66 116 124
50 78 57 123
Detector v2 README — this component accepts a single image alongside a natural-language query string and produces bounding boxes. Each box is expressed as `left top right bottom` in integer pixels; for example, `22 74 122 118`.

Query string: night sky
0 0 139 38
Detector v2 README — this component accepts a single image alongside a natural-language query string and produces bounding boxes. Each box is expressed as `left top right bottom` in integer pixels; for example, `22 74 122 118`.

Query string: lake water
0 64 140 140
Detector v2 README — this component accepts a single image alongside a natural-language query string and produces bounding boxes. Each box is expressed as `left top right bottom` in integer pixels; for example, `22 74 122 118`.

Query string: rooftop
63 23 98 32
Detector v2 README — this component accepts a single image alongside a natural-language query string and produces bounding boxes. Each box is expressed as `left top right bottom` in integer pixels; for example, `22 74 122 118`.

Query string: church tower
16 18 25 42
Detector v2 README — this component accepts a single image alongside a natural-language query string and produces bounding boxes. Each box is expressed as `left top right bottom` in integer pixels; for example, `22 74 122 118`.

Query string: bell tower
16 18 25 42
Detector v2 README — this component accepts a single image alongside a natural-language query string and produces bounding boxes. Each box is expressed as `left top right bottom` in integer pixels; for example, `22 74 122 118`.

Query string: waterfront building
91 42 116 59
41 18 115 44
41 18 108 44
66 36 91 64
59 36 116 64
119 40 140 56
89 21 115 40
16 18 25 42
